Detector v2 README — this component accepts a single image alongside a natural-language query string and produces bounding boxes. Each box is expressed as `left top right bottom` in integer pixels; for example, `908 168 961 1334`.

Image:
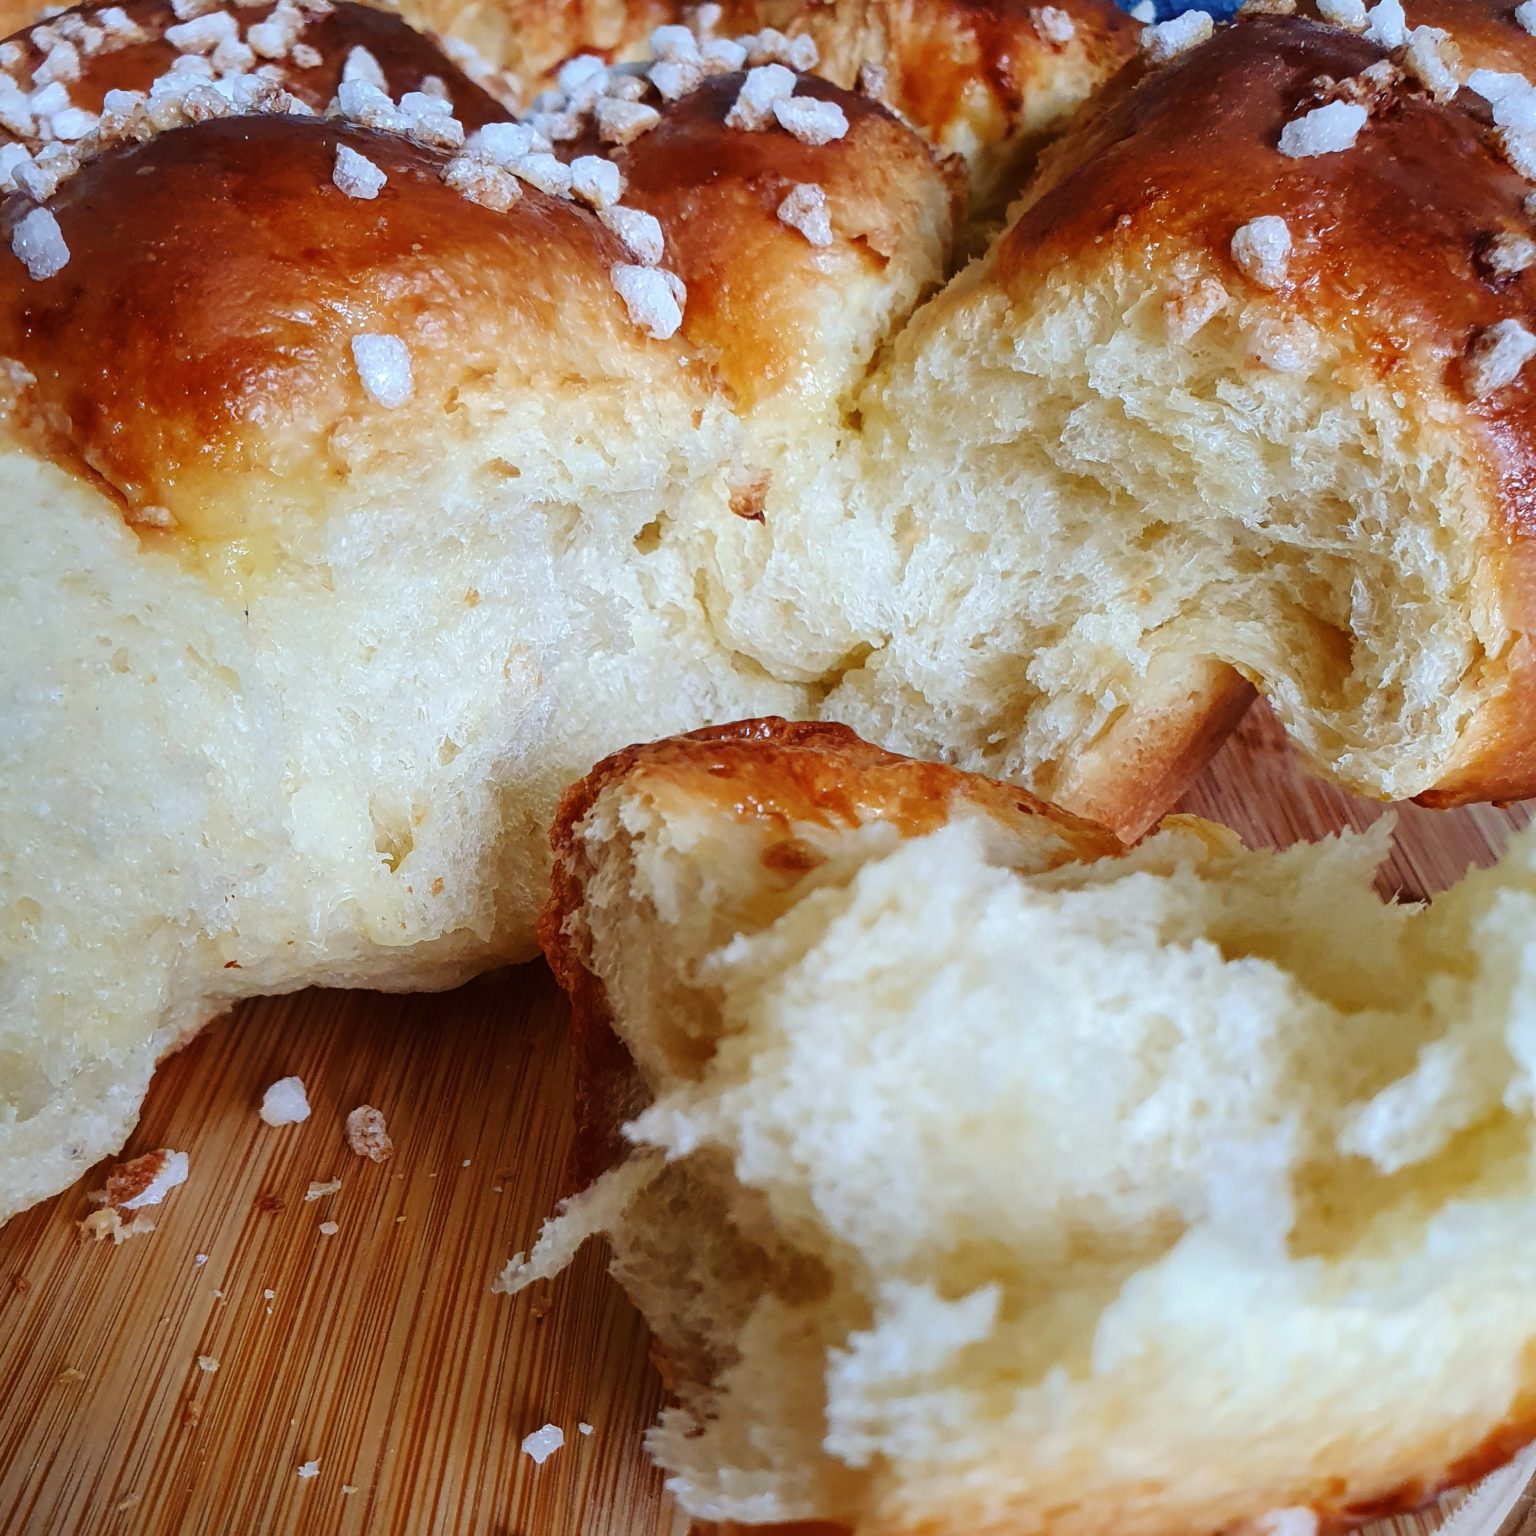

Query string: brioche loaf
10 0 1536 1223
509 717 1536 1536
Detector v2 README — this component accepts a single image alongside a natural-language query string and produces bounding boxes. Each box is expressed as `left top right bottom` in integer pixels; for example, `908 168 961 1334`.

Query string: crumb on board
304 1178 342 1201
260 1077 310 1126
318 1220 339 1236
297 1459 320 1480
521 1424 565 1465
197 1355 219 1373
577 1421 593 1436
345 1105 393 1162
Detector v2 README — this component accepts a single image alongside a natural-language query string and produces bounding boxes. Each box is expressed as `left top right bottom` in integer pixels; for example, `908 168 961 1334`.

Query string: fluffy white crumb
12 206 68 280
197 1355 219 1373
79 1208 156 1244
1141 10 1212 63
194 1253 208 1265
297 1459 320 1479
577 1421 593 1436
351 333 414 408
1164 276 1228 342
520 1424 565 1464
341 1485 359 1495
263 1288 276 1299
345 1105 394 1162
611 263 684 339
1277 100 1367 158
777 183 832 247
1230 215 1291 289
333 144 385 199
318 1220 340 1235
305 1178 342 1201
1246 315 1316 372
260 1077 310 1126
772 94 848 145
1466 318 1536 397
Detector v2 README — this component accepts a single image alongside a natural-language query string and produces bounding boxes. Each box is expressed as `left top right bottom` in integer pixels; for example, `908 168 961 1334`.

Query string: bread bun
12 0 1536 1223
510 716 1536 1536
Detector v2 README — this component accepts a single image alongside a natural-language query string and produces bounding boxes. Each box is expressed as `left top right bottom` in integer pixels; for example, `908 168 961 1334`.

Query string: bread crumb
197 1355 219 1373
1519 0 1536 36
260 1077 310 1126
56 1366 85 1382
1401 26 1460 104
194 1253 208 1265
520 1424 565 1464
1316 0 1366 27
80 1208 156 1244
1164 276 1228 341
345 1105 394 1162
304 1178 342 1201
1231 215 1291 288
318 1220 340 1235
577 1421 593 1435
351 333 413 408
773 95 848 145
11 206 68 280
1483 231 1536 276
611 263 685 339
333 144 386 200
297 1459 320 1479
726 63 795 130
1277 99 1367 157
1466 318 1536 396
263 1288 276 1299
341 1484 359 1495
1032 6 1075 44
598 204 664 266
1141 11 1212 63
1362 0 1406 47
101 1148 189 1211
777 182 832 246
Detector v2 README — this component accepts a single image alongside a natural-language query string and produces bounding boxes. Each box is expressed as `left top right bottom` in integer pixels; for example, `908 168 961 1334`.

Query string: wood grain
0 701 1533 1536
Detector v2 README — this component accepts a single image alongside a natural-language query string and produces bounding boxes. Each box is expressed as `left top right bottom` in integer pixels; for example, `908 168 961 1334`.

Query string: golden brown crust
538 717 1119 1183
1051 659 1257 841
609 73 954 410
0 113 701 540
993 12 1536 808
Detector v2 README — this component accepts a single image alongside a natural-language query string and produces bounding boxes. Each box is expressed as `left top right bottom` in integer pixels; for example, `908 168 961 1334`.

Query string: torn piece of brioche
504 718 1536 1536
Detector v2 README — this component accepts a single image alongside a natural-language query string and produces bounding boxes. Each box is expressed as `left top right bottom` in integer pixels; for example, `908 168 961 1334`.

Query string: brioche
508 718 1536 1536
12 0 1536 1224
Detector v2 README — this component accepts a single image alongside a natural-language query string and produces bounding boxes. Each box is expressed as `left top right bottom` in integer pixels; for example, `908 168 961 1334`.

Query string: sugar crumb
725 62 795 130
1467 317 1536 396
772 94 848 145
1316 0 1366 27
1230 214 1291 289
11 206 68 280
1277 99 1367 157
520 1424 565 1465
777 182 832 246
611 262 685 339
260 1077 310 1127
333 143 386 200
351 332 413 408
1141 10 1212 62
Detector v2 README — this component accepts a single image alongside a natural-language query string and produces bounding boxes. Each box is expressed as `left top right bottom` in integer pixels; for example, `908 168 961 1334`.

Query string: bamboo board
1 702 1533 1536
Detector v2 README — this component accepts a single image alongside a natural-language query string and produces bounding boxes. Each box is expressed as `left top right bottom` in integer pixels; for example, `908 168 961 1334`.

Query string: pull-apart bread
511 717 1536 1536
7 0 1536 1219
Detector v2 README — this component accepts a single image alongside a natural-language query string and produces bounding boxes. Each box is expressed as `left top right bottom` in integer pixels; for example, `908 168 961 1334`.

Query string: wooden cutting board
1 702 1531 1536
